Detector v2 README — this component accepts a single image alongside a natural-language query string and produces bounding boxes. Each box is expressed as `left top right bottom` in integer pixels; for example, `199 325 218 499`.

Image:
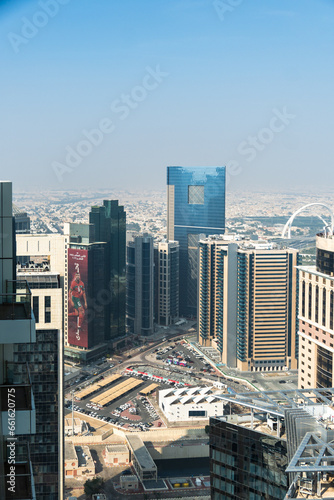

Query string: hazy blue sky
1 0 333 192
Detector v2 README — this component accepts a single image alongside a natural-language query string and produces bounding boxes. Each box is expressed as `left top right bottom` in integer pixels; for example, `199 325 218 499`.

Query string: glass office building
167 166 225 317
14 329 62 500
126 234 154 336
210 416 288 500
90 200 126 339
0 181 63 500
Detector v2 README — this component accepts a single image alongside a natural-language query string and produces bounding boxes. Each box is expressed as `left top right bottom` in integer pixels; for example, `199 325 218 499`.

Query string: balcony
0 281 36 344
1 442 36 500
0 363 36 435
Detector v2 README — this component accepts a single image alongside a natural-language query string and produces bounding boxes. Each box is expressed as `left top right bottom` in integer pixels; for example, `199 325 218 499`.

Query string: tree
84 477 104 497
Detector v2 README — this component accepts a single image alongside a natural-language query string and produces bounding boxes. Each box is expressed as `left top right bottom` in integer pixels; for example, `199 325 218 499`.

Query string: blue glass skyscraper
167 166 226 317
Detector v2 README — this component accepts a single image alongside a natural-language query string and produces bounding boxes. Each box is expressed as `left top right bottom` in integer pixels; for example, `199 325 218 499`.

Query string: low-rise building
120 475 139 490
125 435 157 482
64 417 83 436
158 386 224 422
65 442 95 477
103 445 130 466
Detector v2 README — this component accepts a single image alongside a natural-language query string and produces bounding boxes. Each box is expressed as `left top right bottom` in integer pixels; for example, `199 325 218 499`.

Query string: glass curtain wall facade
14 329 61 500
1 181 64 500
89 200 126 339
126 235 154 336
210 416 288 500
167 166 225 317
14 212 30 234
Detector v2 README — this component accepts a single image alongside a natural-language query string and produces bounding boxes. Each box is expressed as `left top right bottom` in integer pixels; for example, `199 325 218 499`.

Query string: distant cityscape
2 173 334 500
13 187 334 242
2 0 332 498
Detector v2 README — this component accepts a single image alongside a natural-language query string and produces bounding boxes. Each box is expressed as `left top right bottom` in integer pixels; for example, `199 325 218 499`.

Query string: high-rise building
154 240 179 326
210 387 334 500
198 236 300 371
89 200 126 339
126 234 154 336
298 233 334 389
16 262 63 498
167 166 225 317
198 236 238 367
0 181 63 500
16 224 110 364
63 223 108 362
13 205 30 234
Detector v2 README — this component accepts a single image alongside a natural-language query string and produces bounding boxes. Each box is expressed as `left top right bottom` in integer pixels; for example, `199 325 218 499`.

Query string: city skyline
1 0 334 192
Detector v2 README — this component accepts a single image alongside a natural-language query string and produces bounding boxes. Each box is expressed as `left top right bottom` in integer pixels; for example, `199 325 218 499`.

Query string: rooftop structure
125 434 157 482
104 445 130 467
64 443 95 477
158 386 224 422
210 388 334 499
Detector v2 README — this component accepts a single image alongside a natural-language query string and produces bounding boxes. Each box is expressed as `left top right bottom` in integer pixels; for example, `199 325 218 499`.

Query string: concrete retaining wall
147 443 209 460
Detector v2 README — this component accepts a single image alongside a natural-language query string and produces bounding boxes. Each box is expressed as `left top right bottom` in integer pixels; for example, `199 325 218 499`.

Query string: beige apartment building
198 236 300 371
298 233 334 389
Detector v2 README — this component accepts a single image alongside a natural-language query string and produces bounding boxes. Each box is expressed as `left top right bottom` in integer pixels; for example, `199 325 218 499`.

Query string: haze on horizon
1 0 333 193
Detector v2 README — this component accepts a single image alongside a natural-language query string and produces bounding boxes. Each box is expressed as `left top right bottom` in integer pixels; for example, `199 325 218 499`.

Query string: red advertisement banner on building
68 249 88 348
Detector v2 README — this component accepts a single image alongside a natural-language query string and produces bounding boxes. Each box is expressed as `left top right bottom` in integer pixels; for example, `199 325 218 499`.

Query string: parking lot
65 374 173 432
152 340 219 378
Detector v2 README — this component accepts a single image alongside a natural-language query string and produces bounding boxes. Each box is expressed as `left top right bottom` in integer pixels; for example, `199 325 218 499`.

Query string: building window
45 296 51 323
315 286 319 324
322 289 327 327
188 185 204 204
33 296 39 323
308 284 312 321
189 410 206 417
317 345 333 389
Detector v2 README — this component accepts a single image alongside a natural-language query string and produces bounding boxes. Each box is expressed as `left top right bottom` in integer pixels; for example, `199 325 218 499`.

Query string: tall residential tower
198 236 300 371
154 240 179 326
